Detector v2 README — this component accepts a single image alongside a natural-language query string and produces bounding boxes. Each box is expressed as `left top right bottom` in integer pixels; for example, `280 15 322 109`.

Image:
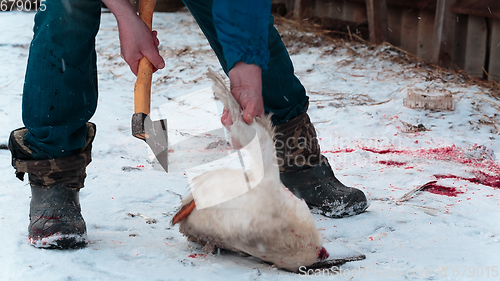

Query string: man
8 0 368 249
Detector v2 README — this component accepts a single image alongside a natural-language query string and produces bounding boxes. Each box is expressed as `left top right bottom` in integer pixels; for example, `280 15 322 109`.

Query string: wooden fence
3 0 497 81
274 0 500 81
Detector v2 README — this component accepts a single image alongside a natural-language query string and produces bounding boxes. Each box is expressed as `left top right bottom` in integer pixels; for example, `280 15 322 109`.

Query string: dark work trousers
21 0 307 159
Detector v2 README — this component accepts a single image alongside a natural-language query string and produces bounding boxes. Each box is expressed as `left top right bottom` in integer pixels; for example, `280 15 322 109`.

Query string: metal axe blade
131 0 169 172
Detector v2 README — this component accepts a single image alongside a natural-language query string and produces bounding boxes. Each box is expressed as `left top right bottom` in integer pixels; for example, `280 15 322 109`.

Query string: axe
131 0 169 172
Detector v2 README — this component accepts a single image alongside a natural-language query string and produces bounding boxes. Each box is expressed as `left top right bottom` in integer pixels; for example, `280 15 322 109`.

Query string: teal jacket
212 0 271 72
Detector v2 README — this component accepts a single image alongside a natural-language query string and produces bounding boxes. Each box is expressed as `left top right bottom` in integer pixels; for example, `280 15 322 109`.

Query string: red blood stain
344 144 500 189
473 171 500 188
424 182 464 197
318 247 329 259
358 144 495 168
378 160 407 167
322 144 500 188
188 253 206 258
322 148 355 153
434 172 500 189
362 148 404 154
434 174 468 181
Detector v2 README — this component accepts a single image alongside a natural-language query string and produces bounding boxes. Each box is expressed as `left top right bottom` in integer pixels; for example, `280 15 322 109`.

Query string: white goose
172 69 328 272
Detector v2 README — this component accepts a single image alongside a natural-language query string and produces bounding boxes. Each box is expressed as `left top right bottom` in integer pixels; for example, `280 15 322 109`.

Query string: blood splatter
378 160 406 167
358 145 497 169
362 148 404 154
188 253 206 258
423 182 464 197
473 171 500 189
322 148 355 153
434 172 500 189
318 247 329 259
330 144 500 189
434 174 470 181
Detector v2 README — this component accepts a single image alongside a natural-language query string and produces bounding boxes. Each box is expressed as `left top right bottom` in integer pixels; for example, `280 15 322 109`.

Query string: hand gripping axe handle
131 0 169 172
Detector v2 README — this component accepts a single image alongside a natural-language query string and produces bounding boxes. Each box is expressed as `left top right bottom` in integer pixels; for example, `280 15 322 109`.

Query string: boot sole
29 233 87 249
310 200 369 218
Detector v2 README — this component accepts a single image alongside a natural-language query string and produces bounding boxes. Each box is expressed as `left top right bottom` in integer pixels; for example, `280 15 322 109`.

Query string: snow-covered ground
1 9 500 281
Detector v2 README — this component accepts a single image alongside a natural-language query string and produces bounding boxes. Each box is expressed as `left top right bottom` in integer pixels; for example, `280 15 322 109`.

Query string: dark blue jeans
22 0 101 159
22 0 307 159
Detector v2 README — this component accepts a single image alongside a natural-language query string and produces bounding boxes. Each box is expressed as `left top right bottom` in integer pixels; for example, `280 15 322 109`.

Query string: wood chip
397 181 437 203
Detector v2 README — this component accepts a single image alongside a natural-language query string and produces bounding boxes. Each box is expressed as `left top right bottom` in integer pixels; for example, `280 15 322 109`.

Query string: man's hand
103 0 165 76
117 18 165 75
222 62 265 127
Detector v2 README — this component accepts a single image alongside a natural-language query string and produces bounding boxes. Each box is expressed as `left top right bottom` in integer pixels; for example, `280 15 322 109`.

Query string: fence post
488 18 500 81
432 0 457 66
464 15 488 77
294 0 313 19
365 0 388 44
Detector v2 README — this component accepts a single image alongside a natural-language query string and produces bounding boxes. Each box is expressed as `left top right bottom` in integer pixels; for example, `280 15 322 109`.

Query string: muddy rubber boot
8 123 95 249
274 110 368 218
28 184 87 248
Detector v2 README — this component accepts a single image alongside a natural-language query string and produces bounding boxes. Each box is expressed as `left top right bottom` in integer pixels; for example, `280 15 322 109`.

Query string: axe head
132 113 169 172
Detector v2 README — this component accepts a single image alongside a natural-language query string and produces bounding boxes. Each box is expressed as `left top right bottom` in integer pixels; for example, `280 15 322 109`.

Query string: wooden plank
400 8 419 54
350 0 437 10
272 2 288 16
417 9 435 61
293 0 313 19
387 7 402 46
353 2 368 23
488 18 500 81
272 0 294 16
293 0 300 18
464 15 488 77
342 1 357 22
453 14 468 69
331 0 345 20
315 0 352 20
314 0 357 21
387 0 436 10
315 0 330 18
279 0 295 13
366 0 388 44
450 0 500 19
432 0 456 66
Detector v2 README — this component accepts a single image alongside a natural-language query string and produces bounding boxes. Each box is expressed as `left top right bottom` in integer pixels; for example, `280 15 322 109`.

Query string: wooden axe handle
134 0 157 116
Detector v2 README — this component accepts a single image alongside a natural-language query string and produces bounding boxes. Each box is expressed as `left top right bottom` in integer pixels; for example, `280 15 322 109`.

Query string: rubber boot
274 111 368 218
8 123 95 249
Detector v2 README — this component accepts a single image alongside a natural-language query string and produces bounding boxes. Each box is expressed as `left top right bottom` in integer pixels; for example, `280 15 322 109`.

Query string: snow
1 9 500 281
